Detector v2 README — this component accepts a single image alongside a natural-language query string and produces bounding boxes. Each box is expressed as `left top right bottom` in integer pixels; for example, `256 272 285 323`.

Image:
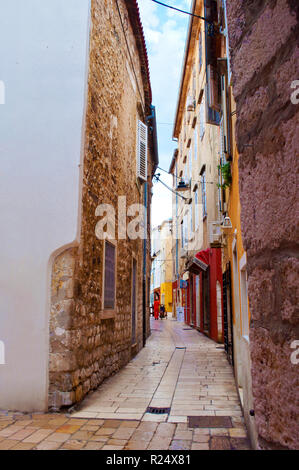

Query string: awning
186 248 210 273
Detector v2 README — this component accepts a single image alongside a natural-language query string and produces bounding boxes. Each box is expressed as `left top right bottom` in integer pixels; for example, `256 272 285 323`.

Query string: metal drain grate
146 407 171 415
175 346 186 349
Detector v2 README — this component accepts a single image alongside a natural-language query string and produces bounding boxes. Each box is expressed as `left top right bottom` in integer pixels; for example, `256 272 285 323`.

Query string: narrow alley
0 316 250 450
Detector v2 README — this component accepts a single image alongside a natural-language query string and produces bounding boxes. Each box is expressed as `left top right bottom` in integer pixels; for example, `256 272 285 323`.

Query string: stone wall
226 0 299 449
49 0 153 410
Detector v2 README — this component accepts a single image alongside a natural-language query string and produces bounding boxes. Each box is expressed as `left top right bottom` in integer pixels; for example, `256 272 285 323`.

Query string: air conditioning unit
209 221 222 245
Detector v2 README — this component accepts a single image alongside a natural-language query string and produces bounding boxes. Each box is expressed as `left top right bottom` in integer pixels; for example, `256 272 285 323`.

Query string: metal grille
146 407 171 415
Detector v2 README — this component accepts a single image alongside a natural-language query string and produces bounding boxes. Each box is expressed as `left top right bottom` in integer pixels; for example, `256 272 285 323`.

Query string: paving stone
56 424 82 434
210 437 231 450
130 430 154 442
229 428 248 438
137 422 158 432
83 441 105 450
95 427 116 436
191 443 210 450
35 441 62 450
125 441 149 450
45 432 71 443
107 439 128 446
230 438 251 450
169 440 191 450
23 429 53 443
0 439 20 450
61 439 87 450
119 421 139 428
101 444 125 450
11 442 36 450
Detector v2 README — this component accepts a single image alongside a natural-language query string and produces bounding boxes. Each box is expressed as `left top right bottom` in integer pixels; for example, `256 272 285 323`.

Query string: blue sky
138 0 192 227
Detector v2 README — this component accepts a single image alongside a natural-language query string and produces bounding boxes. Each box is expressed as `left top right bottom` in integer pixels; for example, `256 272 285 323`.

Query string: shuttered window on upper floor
137 120 148 181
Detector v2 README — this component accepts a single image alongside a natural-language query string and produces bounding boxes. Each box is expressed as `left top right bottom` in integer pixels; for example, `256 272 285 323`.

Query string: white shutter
137 120 148 181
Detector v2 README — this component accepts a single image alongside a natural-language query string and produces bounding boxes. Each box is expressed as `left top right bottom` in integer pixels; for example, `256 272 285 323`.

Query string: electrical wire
153 174 188 200
150 0 213 24
157 165 218 185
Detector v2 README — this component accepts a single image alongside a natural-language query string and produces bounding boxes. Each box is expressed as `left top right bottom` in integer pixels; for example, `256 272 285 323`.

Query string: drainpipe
142 182 147 347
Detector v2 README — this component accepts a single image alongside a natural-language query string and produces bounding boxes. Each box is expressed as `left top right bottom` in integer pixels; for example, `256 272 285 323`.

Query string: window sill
100 310 116 320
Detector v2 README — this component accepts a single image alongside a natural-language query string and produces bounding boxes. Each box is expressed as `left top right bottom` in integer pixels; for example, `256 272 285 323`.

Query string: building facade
151 219 173 315
0 0 157 412
170 0 224 343
225 0 299 451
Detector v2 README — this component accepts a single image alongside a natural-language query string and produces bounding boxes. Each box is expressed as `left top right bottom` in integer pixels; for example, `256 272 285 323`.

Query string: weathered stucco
226 0 299 450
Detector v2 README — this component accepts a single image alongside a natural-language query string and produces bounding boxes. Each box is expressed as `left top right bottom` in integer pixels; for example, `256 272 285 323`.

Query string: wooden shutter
104 241 115 309
137 120 148 181
207 64 220 112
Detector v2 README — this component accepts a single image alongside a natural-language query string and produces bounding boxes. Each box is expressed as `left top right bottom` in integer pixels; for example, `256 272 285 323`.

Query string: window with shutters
200 166 207 218
194 188 199 230
103 241 116 310
137 120 148 181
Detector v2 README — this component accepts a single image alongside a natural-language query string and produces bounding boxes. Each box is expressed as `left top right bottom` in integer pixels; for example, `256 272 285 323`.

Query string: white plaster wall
0 0 90 411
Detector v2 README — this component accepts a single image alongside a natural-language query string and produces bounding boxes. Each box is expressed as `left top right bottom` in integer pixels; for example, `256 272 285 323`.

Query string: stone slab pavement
0 316 251 450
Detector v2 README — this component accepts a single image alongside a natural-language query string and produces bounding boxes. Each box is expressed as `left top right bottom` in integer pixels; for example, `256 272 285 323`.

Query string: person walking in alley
154 299 160 320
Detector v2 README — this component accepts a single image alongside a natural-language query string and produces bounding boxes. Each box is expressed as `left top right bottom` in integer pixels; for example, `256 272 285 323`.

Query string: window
103 241 116 310
201 167 207 218
137 120 148 181
194 188 199 230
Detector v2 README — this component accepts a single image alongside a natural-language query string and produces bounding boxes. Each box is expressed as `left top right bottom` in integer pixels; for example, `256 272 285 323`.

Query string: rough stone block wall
49 0 152 410
226 0 299 449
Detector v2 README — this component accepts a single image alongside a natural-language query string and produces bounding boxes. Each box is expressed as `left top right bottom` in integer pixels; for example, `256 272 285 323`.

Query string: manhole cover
188 416 232 428
146 407 171 415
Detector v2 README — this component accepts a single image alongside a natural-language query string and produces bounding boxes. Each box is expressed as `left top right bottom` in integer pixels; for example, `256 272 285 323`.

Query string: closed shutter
137 120 148 181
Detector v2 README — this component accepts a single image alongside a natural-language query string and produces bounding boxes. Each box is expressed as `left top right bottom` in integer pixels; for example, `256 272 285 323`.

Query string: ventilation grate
146 407 171 415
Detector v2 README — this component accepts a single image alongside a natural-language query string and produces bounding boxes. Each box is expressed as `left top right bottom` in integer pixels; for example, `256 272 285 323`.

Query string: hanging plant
217 162 232 189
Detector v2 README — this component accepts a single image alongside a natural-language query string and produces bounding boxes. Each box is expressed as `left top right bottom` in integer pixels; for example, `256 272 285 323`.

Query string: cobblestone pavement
0 317 251 450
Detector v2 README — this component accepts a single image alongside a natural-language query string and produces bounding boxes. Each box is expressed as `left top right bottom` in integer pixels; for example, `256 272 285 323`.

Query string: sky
138 0 192 228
